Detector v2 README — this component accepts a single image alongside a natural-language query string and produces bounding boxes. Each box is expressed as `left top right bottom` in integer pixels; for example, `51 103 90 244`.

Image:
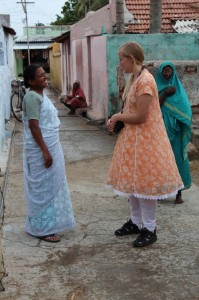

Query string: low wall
147 61 199 154
146 61 199 107
107 33 199 117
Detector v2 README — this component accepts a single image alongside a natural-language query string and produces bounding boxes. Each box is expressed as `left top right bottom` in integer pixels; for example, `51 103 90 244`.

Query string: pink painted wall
71 36 108 118
82 39 90 106
71 39 89 106
61 39 71 95
70 1 116 41
69 0 116 119
90 36 108 119
71 39 83 83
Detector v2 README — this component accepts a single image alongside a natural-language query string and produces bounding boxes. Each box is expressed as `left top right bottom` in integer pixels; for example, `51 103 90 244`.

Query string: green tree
51 0 109 24
90 0 109 11
51 0 79 25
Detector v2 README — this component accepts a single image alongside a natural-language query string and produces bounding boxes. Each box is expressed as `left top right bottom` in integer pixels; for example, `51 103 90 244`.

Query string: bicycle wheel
10 93 23 122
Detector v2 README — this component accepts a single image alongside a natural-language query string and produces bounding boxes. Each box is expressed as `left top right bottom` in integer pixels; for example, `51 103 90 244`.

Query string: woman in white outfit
22 64 75 242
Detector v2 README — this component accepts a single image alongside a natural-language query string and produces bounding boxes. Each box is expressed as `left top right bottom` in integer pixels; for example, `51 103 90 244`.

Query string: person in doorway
155 61 192 204
22 64 75 242
106 42 183 247
63 80 87 115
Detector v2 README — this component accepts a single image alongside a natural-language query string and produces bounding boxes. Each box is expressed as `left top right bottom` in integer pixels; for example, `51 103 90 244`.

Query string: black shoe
133 228 157 247
115 219 141 236
64 103 72 109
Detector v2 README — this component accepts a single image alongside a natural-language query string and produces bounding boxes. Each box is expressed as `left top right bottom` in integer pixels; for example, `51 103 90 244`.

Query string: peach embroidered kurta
106 69 183 200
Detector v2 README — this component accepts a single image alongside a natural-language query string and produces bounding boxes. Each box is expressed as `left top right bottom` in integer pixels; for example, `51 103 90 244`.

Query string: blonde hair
119 41 144 64
119 42 145 102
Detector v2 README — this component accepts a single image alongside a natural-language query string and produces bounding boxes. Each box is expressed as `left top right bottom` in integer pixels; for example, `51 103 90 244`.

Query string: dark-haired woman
22 64 75 242
156 62 192 204
63 80 87 115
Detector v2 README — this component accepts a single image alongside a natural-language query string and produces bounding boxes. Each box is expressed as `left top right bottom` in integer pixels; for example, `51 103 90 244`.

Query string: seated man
63 80 87 115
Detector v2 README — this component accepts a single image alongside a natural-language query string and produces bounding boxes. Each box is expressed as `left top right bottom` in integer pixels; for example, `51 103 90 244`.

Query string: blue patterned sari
23 92 75 236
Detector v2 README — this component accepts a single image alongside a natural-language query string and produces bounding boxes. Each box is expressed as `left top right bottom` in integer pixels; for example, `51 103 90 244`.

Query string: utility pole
17 0 34 65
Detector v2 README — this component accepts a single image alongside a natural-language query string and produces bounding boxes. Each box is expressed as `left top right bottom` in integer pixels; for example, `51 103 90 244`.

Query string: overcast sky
1 0 66 36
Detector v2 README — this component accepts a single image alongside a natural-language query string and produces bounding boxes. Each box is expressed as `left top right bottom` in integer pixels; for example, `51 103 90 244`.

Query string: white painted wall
0 20 15 162
0 66 12 162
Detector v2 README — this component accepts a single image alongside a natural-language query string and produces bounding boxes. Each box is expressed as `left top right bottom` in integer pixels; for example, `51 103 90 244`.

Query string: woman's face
73 82 80 90
118 51 133 73
162 65 173 81
30 67 48 89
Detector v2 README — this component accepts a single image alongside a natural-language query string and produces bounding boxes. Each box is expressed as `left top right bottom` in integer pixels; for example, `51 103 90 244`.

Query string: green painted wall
15 58 23 77
106 33 199 116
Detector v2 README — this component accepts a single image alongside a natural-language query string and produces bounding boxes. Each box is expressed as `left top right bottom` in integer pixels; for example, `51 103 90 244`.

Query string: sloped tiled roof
125 0 199 33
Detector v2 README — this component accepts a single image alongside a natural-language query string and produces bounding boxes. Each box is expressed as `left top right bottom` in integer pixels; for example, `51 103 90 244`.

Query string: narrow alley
1 87 199 300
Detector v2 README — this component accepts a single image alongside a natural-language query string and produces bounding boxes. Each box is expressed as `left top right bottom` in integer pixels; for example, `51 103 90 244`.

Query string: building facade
0 15 15 161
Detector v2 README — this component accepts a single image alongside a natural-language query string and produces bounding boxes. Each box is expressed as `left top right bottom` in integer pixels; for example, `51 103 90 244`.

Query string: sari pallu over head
72 80 86 102
155 61 192 159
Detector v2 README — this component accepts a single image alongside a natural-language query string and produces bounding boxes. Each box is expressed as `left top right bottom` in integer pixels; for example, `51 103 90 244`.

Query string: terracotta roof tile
125 0 199 33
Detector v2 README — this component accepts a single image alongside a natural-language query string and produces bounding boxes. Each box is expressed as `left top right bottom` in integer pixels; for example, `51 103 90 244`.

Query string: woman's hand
43 150 53 168
107 113 121 132
111 113 121 123
29 119 53 168
107 118 115 132
165 86 176 95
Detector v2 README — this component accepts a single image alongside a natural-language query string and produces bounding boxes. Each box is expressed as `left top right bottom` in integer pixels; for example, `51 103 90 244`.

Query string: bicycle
10 79 26 122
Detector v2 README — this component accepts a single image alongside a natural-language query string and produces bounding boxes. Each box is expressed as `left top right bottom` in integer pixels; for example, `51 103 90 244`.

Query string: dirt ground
1 103 199 299
67 157 199 190
190 159 199 186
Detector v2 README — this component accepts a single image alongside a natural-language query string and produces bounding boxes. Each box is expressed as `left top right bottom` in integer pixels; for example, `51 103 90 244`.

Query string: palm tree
76 0 109 17
90 0 109 11
76 0 89 17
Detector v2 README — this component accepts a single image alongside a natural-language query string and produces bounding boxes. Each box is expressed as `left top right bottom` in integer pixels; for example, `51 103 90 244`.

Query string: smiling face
29 67 48 90
162 65 173 81
118 51 133 74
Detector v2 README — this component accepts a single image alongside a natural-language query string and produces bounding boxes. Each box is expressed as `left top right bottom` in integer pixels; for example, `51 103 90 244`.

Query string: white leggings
129 196 157 232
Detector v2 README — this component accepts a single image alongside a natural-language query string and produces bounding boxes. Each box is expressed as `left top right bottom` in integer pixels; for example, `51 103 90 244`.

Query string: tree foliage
51 0 79 25
51 0 109 25
90 0 109 12
76 0 109 17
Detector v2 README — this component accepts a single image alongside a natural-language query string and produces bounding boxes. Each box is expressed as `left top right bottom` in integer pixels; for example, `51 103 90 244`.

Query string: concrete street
0 87 199 300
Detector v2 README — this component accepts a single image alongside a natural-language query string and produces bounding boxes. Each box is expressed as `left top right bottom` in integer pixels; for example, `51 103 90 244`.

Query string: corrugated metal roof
14 35 54 43
52 30 70 43
174 19 199 32
125 0 199 33
13 43 50 50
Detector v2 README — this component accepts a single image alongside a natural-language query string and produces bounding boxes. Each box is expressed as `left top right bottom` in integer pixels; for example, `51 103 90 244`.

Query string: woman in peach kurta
106 42 183 247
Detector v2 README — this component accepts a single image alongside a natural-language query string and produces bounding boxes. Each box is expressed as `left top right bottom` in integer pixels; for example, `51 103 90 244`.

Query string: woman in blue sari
22 64 75 242
156 62 192 204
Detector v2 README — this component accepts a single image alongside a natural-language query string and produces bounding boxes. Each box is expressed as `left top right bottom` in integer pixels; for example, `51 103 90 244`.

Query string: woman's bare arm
29 119 53 168
111 94 152 125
